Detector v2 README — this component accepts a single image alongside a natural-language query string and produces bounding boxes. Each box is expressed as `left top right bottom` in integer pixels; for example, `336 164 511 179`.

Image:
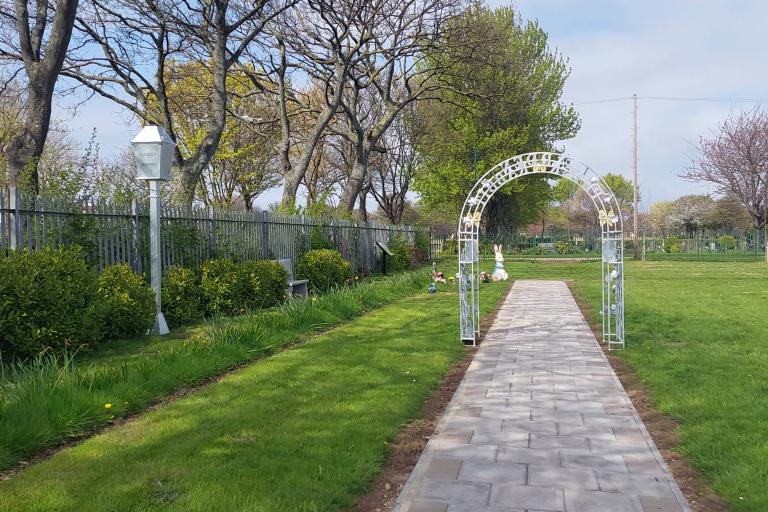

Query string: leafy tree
668 195 716 236
412 5 579 234
602 173 638 212
649 200 675 236
157 62 281 209
707 195 753 232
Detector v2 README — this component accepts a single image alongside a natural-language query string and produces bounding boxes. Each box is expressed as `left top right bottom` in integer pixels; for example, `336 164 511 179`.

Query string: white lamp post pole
148 179 168 334
131 125 175 335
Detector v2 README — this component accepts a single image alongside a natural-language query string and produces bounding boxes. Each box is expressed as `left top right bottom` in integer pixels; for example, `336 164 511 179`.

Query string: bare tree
333 0 467 212
0 0 79 191
683 108 768 229
299 132 350 207
63 0 286 204
369 106 419 223
254 0 375 210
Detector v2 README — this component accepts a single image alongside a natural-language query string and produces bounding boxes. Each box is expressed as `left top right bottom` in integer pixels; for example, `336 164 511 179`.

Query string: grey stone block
458 461 526 484
596 470 676 497
490 484 565 511
527 465 599 490
425 459 463 480
496 446 559 465
502 419 557 435
561 453 628 473
416 479 490 505
639 495 685 511
405 500 449 512
564 489 644 512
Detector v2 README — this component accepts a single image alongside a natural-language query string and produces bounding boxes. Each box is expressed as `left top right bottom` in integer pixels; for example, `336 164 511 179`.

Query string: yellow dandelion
104 403 113 409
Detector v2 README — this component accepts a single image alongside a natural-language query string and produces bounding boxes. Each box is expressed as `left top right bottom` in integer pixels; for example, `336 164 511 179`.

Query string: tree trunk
175 16 228 206
3 81 50 190
4 0 80 192
340 140 370 212
280 64 347 210
358 186 369 222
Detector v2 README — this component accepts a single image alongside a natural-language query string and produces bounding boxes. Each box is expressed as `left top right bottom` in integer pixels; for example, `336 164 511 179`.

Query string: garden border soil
350 287 509 512
565 280 728 512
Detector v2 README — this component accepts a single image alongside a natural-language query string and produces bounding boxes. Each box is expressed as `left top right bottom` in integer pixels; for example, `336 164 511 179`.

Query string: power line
573 95 768 106
573 97 632 106
641 96 768 103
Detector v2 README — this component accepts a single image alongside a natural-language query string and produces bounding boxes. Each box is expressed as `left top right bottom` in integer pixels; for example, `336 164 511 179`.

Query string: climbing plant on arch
458 152 625 349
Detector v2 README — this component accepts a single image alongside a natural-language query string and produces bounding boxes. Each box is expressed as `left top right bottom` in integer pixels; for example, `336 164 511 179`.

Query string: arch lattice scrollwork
458 152 625 349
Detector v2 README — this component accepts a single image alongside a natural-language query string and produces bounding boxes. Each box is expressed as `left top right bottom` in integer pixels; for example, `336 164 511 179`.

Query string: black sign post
376 241 394 275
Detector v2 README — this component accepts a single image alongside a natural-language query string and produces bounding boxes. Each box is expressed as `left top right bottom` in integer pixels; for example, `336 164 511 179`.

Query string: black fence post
261 210 270 260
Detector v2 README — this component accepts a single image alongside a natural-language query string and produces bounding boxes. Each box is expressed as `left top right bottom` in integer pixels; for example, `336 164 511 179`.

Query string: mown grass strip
0 279 511 511
0 270 432 472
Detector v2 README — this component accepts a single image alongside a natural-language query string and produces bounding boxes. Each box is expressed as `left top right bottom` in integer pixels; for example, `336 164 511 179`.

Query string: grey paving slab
392 280 690 512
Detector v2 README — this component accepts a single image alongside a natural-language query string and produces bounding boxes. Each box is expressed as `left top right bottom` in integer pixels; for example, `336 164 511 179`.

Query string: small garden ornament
431 261 446 283
492 244 509 282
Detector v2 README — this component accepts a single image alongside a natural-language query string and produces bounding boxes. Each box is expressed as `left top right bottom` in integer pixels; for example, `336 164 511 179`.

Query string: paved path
392 280 690 512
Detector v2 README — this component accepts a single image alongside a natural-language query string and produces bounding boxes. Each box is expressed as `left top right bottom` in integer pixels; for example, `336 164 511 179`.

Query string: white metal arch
458 151 625 349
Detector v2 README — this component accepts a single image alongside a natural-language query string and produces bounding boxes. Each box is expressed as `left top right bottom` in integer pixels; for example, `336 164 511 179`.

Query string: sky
489 0 768 210
54 0 768 210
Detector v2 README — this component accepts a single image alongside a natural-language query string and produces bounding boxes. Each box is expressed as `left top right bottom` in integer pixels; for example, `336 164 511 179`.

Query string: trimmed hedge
0 247 101 359
200 258 249 316
162 266 202 328
242 260 288 308
96 264 156 339
296 249 352 293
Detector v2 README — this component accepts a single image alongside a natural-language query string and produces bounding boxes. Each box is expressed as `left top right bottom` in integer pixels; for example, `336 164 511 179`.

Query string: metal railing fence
0 187 425 274
431 230 768 263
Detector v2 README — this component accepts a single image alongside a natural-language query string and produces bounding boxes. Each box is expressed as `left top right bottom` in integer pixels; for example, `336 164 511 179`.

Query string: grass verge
491 260 767 512
0 278 511 511
0 270 431 472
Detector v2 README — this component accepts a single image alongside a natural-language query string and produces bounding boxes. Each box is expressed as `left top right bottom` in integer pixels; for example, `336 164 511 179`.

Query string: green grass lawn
0 278 512 511
0 270 432 471
496 260 767 512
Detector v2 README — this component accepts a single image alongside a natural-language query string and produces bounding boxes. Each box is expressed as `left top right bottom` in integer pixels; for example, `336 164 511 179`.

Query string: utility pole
632 93 639 260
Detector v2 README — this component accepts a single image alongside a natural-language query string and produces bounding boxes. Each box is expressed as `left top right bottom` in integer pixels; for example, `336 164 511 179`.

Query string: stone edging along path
392 280 691 512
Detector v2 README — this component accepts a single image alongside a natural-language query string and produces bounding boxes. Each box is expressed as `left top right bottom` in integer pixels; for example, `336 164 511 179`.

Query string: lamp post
131 125 175 335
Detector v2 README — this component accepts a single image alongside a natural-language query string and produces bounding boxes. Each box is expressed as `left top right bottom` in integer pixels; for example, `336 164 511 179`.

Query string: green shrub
96 264 155 339
241 260 288 308
309 226 335 250
0 247 101 359
554 241 575 254
388 235 411 272
664 236 681 253
162 266 202 328
296 249 352 293
409 230 431 267
718 235 736 251
200 258 249 316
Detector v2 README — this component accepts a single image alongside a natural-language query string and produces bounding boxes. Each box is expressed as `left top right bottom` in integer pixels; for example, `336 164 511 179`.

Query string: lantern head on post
131 125 174 181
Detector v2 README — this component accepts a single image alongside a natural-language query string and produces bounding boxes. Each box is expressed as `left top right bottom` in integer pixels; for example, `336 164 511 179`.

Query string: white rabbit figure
491 244 509 281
